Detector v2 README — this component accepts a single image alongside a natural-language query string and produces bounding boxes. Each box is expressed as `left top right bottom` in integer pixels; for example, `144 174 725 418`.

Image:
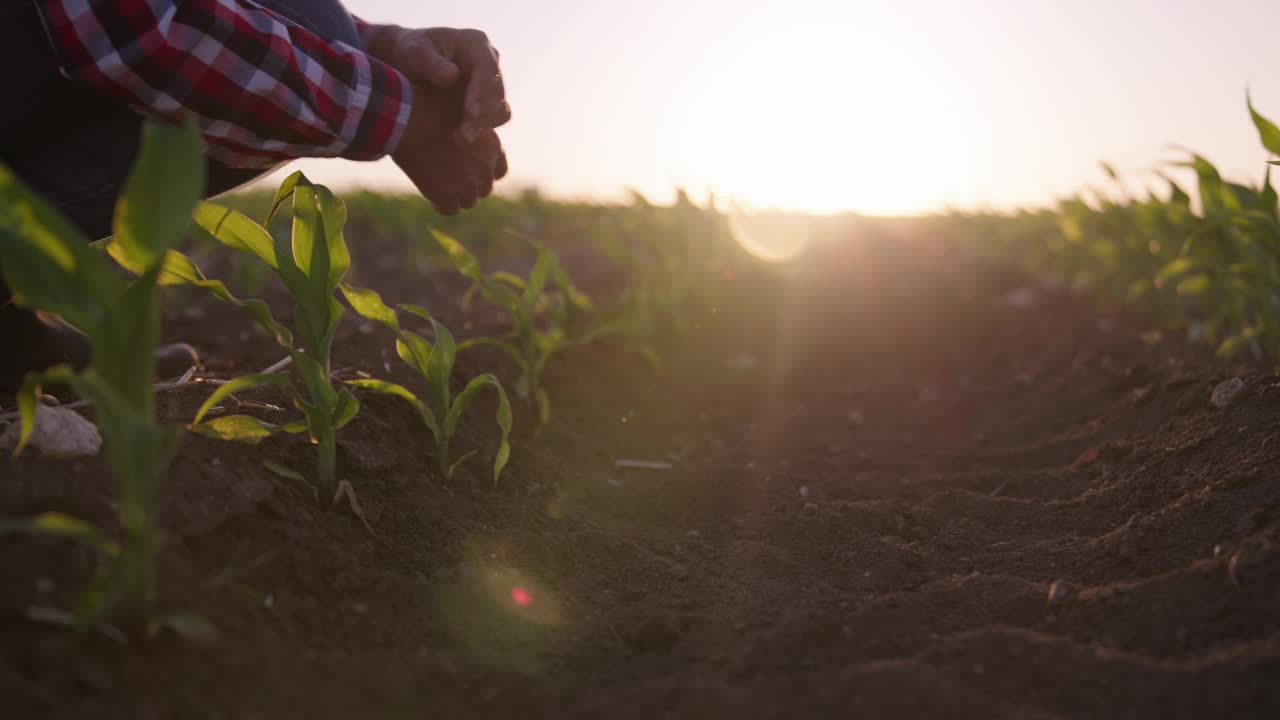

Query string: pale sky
272 0 1280 215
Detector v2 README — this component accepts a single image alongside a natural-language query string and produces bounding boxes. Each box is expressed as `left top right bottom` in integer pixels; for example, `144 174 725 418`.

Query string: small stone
0 405 102 458
1211 378 1247 408
1046 579 1072 606
799 486 810 499
803 502 819 514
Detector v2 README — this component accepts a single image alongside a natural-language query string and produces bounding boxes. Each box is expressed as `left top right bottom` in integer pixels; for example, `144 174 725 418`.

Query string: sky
272 0 1280 215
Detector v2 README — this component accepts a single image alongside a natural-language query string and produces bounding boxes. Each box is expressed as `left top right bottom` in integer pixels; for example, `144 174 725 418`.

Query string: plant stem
316 425 337 501
438 436 452 482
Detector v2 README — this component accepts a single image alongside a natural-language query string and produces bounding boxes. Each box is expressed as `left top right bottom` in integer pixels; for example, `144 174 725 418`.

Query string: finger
459 189 479 210
476 175 494 198
494 150 509 181
461 48 506 131
454 96 511 145
433 197 460 216
398 32 461 88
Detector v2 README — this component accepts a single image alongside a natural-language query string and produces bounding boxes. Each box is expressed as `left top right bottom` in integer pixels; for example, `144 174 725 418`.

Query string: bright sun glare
665 5 993 216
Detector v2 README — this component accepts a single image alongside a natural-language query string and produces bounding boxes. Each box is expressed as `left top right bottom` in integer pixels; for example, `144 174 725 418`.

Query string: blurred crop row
944 97 1280 362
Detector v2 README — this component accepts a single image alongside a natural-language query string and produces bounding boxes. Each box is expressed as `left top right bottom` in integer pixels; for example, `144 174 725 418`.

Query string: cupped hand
367 25 509 144
390 81 508 215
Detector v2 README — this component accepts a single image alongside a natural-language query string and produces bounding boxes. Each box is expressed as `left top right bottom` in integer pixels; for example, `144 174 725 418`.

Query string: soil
3 220 1280 719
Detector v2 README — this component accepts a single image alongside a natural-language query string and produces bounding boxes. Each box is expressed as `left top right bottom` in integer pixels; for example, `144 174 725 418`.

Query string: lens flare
726 209 811 263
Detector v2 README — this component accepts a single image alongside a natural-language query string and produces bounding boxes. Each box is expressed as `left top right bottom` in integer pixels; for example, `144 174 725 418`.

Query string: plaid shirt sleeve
36 0 414 169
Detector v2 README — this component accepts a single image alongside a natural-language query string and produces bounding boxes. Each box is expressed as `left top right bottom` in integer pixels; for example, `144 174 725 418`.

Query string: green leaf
0 512 104 547
535 388 551 425
1217 333 1253 358
433 230 523 315
446 450 479 481
395 331 435 380
1158 257 1198 281
112 119 205 269
96 263 163 408
316 184 350 290
443 374 513 488
0 164 121 332
1177 275 1213 296
265 170 304 226
190 415 281 444
1248 92 1280 156
340 283 400 331
426 320 457 412
399 304 432 322
263 460 306 482
333 388 361 429
523 246 555 307
192 203 279 269
192 373 294 425
346 378 440 439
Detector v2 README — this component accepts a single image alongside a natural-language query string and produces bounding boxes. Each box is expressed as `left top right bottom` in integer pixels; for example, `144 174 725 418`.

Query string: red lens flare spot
511 586 533 607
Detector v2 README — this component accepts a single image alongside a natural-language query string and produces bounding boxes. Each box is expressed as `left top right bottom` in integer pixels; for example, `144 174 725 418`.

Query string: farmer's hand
391 82 508 215
365 25 509 144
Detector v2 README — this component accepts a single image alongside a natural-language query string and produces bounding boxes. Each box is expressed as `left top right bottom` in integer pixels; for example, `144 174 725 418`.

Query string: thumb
398 34 461 87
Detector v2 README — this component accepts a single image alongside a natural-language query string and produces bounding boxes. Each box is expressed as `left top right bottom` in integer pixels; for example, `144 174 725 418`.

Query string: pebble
1046 579 1072 606
1211 378 1246 408
0 405 102 458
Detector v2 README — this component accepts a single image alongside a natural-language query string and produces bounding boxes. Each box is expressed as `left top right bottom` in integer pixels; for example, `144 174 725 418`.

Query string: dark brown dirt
3 223 1280 719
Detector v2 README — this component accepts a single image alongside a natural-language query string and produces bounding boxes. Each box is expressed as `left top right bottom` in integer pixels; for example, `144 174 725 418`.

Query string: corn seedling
340 285 512 486
152 172 360 501
0 121 203 632
433 230 584 423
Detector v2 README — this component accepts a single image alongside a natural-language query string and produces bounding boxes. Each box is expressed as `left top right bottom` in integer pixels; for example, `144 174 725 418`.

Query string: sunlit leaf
1248 92 1280 156
190 415 281 444
0 512 104 546
112 119 205 268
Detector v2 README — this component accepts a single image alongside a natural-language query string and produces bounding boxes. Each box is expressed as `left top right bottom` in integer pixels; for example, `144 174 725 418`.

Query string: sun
659 5 995 216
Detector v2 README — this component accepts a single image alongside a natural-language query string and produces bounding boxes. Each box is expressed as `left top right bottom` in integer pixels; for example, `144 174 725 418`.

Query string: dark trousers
0 0 362 338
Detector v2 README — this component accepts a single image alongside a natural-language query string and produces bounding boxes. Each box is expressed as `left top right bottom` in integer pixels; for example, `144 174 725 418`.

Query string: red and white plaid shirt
36 0 412 169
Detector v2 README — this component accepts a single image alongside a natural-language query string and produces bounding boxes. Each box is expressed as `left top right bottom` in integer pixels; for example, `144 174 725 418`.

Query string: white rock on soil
1210 378 1247 409
0 405 102 458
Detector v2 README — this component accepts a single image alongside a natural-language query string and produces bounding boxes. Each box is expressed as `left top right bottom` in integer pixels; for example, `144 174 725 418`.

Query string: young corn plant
168 172 360 502
340 285 512 486
433 230 583 423
0 121 203 633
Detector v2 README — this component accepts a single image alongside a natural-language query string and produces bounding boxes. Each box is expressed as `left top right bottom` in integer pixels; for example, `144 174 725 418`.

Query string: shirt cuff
340 57 414 161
